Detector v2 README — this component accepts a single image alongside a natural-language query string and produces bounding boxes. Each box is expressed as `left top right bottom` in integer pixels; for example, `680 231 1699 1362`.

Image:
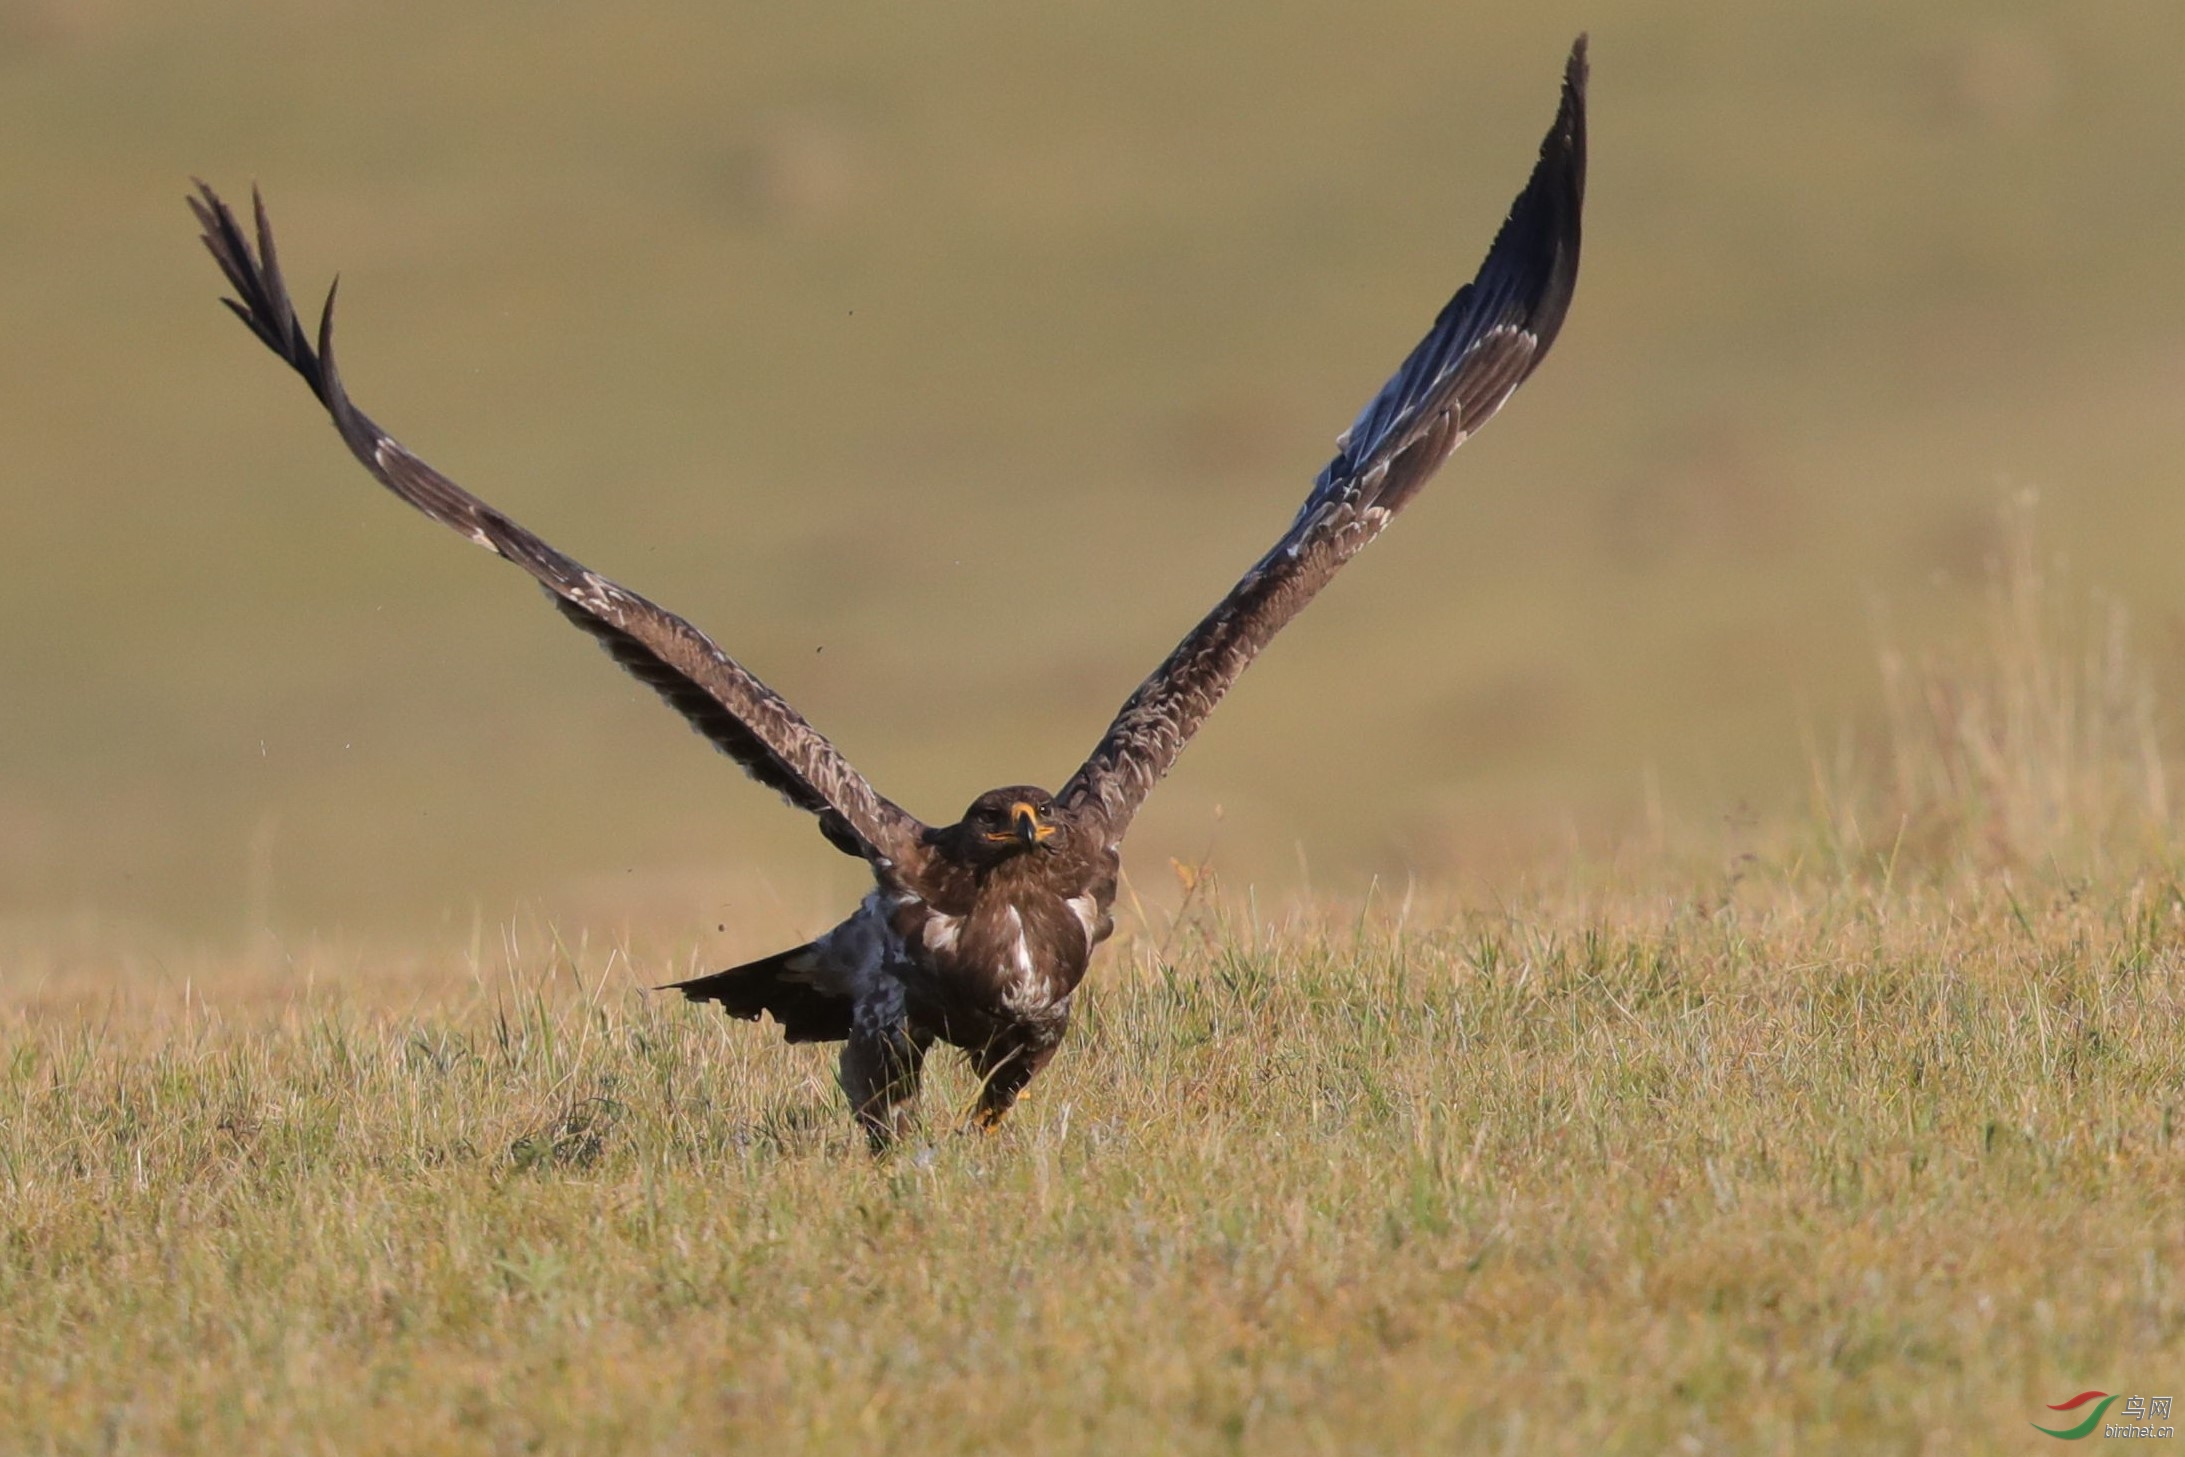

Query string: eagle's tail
665 945 852 1044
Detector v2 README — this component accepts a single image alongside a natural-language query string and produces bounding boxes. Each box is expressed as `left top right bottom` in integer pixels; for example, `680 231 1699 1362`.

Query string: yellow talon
971 1096 1020 1133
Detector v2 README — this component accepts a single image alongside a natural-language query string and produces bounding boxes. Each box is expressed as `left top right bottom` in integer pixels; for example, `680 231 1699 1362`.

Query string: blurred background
4 0 2184 955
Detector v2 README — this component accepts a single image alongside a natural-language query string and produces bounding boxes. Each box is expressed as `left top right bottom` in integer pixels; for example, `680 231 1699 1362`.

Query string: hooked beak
1012 801 1056 846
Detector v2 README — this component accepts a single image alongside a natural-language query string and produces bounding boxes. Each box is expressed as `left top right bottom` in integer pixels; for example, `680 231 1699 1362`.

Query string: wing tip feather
1324 39 1588 483
190 178 344 413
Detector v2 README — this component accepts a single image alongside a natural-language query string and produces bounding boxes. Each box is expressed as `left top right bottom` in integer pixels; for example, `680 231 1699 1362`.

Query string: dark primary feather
1061 36 1588 832
190 182 925 871
1321 40 1586 501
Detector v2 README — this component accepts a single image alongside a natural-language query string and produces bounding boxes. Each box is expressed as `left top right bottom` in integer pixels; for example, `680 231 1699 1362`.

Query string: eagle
191 38 1586 1148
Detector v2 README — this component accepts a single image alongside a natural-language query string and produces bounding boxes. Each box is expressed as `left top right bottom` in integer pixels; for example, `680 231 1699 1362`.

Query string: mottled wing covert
190 184 927 870
1061 37 1588 835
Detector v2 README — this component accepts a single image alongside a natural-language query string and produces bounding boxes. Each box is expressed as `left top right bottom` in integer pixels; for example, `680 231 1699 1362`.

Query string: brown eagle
192 38 1586 1147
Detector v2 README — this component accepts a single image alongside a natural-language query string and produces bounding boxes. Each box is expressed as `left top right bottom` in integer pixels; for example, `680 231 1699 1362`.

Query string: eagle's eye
973 799 1057 846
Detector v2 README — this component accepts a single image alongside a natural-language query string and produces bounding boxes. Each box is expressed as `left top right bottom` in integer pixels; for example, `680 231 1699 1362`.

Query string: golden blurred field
4 7 2185 1452
3 545 2180 1451
6 3 2185 946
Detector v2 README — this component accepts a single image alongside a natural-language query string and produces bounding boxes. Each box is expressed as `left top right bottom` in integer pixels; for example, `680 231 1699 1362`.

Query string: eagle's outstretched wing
1060 37 1588 835
191 184 928 871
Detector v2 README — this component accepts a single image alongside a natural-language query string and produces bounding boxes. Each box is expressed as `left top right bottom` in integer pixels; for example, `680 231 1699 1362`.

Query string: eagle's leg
840 991 931 1151
965 1022 1065 1133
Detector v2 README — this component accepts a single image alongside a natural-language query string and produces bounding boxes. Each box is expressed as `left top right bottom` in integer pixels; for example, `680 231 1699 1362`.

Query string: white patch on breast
996 905 1048 1015
922 913 961 955
1065 894 1099 940
1006 906 1033 979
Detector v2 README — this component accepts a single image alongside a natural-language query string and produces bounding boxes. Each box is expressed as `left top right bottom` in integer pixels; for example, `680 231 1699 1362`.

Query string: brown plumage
191 37 1587 1148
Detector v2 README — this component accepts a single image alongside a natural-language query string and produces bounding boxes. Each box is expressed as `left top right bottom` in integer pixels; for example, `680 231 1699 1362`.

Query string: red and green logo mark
2034 1392 2119 1440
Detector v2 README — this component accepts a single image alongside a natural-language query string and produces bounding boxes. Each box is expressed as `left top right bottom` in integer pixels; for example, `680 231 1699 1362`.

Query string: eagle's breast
881 825 1120 1046
950 890 1081 1018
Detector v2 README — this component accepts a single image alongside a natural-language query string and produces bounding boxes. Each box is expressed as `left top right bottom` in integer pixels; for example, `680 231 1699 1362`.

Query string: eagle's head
955 785 1064 860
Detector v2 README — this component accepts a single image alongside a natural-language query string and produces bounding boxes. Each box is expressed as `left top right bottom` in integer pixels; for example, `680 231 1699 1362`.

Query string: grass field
4 528 2179 1454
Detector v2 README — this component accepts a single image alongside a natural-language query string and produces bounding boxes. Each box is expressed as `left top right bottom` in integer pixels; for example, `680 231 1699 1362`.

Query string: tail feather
666 944 852 1044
